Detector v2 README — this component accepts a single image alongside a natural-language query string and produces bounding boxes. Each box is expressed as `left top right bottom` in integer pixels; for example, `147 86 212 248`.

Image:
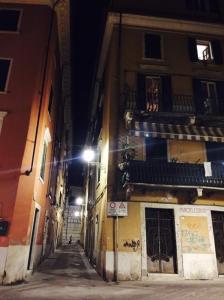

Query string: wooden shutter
137 73 146 111
188 38 198 62
192 79 203 115
161 76 172 112
216 81 224 115
212 40 223 65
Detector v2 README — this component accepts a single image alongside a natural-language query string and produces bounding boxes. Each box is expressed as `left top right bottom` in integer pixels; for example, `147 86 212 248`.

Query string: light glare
82 149 95 162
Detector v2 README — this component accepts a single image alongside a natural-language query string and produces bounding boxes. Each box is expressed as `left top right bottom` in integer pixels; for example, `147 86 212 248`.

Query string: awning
129 121 224 143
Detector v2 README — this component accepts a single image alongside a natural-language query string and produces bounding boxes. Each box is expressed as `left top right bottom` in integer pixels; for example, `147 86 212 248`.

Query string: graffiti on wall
180 216 211 254
123 239 140 252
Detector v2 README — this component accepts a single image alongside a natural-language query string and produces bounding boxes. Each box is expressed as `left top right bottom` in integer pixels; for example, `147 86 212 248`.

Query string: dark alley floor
1 244 224 300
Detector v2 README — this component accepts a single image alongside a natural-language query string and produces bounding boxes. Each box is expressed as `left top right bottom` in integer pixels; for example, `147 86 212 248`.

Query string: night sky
69 1 108 186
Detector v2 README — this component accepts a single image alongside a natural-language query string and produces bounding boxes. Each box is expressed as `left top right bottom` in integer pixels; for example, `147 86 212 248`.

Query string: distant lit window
40 128 51 181
144 34 162 59
0 59 11 92
0 9 21 31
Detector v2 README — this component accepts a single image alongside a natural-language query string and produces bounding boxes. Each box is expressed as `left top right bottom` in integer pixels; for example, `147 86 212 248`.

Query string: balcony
120 160 224 190
124 88 224 120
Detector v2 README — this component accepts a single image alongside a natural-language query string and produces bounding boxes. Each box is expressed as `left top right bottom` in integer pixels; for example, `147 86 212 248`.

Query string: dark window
144 34 162 59
146 138 167 161
0 9 21 31
206 142 224 162
40 142 48 180
48 87 53 113
186 0 220 13
0 59 11 92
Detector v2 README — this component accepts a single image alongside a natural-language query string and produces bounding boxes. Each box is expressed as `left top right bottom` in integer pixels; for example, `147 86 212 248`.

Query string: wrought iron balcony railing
124 89 224 117
120 160 224 189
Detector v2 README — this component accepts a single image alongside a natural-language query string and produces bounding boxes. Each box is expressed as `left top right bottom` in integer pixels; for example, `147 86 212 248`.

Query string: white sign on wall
107 202 128 217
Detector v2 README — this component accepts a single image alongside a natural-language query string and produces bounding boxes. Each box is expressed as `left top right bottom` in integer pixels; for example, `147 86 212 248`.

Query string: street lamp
82 148 95 163
74 211 80 217
76 196 83 205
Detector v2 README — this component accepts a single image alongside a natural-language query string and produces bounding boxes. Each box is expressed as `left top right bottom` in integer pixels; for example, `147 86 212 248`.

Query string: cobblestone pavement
0 244 224 300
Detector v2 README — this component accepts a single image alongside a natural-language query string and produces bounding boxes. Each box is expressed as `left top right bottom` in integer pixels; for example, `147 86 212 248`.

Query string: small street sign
107 202 128 217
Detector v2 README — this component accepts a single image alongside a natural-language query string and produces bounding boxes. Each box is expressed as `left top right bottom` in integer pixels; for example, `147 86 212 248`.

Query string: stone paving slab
0 244 224 300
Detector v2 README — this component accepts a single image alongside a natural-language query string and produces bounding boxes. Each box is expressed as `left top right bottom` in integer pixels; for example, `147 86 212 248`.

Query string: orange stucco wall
0 3 58 248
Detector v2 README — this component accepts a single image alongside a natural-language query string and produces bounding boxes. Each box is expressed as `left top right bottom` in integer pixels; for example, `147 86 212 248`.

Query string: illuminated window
0 9 21 31
196 40 213 61
40 128 51 181
145 77 161 112
0 59 11 92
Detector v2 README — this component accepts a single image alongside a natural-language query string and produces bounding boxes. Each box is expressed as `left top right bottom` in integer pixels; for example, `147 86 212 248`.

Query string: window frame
196 39 214 61
39 128 52 183
0 8 22 33
143 32 164 61
0 58 12 94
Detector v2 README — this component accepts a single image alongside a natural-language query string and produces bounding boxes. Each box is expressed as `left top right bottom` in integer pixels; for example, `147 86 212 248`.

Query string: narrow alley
0 244 224 300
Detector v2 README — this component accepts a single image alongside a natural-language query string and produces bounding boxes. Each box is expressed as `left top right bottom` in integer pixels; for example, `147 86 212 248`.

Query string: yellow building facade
83 0 224 281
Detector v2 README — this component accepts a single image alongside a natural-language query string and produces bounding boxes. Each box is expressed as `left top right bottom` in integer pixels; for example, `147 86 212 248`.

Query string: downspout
114 12 122 283
25 0 61 176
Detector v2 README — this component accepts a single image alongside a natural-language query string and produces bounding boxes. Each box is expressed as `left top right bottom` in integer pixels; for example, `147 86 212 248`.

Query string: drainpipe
114 12 122 283
25 0 62 176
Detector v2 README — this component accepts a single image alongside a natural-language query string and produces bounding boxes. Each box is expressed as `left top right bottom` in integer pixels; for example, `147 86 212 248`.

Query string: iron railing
121 160 224 189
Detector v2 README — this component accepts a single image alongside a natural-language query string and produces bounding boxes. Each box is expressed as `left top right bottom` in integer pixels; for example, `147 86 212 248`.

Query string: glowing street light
76 197 83 205
82 148 95 163
74 211 80 217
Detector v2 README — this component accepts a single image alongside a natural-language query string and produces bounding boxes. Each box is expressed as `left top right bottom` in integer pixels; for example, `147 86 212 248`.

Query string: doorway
145 208 177 274
212 211 224 274
27 208 40 270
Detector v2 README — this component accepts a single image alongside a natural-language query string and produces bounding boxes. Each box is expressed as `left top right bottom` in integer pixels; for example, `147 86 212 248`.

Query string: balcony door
145 208 177 274
212 211 224 274
201 81 218 114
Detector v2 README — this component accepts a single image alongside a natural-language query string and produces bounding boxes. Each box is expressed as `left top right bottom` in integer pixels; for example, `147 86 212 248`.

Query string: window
0 9 21 31
0 59 11 92
144 34 162 59
196 40 213 61
145 138 167 161
193 79 224 115
0 111 7 135
186 0 219 13
137 74 172 112
189 38 223 64
145 77 161 112
40 142 48 180
40 128 51 181
48 86 53 114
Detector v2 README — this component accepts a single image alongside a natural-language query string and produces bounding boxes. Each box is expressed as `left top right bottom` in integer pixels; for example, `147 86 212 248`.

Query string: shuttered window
144 34 162 59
